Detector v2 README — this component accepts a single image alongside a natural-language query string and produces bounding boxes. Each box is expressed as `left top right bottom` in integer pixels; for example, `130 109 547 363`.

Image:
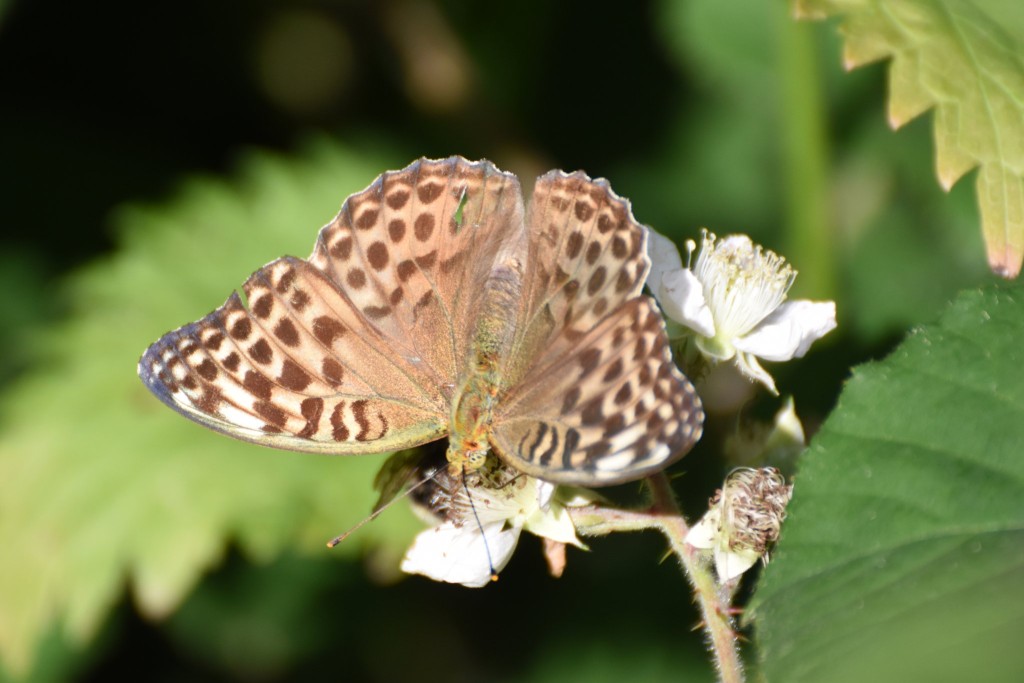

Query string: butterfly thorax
446 258 523 475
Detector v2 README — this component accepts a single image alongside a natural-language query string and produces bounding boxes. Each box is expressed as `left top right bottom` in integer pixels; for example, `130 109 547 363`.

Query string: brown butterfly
138 157 703 485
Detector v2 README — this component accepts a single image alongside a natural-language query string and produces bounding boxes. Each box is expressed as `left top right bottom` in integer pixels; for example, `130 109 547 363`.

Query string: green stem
777 6 834 300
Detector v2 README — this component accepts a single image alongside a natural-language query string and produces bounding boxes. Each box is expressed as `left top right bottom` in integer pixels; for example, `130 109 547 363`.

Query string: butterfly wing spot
298 397 324 438
577 347 602 378
387 219 407 242
417 181 444 204
355 207 379 231
330 236 353 260
414 213 435 241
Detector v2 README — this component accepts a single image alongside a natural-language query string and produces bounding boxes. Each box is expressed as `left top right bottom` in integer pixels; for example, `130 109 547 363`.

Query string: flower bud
686 467 793 581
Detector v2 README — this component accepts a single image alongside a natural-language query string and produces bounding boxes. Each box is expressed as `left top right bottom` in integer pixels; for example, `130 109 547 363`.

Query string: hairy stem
568 475 744 683
647 473 744 683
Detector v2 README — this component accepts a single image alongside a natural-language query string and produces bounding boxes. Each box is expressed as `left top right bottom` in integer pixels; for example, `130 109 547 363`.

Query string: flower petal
645 228 684 295
713 545 761 581
401 521 519 588
733 300 836 362
535 480 555 510
685 509 720 550
660 268 716 337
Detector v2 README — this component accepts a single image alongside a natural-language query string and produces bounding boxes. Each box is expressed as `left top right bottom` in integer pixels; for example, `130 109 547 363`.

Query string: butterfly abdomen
471 259 522 375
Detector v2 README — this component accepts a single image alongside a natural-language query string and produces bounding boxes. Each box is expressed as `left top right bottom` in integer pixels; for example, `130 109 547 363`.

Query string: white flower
401 471 591 588
686 467 793 581
647 229 836 394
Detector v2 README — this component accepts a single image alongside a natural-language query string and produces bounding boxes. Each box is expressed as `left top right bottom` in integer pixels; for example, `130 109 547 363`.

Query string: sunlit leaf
0 140 422 675
750 285 1024 682
796 0 1024 277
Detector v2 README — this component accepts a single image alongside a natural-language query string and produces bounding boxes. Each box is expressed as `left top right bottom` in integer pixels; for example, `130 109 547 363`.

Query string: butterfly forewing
138 270 449 453
139 158 521 454
506 171 649 387
308 158 524 384
491 297 703 485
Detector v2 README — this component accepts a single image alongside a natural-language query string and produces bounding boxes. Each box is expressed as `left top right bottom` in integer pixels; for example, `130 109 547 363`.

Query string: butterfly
138 157 703 486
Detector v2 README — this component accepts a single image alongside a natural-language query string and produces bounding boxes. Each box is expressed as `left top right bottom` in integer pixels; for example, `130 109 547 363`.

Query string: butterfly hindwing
491 297 703 485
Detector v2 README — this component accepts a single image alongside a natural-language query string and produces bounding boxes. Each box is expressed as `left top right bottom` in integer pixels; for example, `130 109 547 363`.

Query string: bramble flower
686 467 793 581
400 463 594 587
647 229 836 394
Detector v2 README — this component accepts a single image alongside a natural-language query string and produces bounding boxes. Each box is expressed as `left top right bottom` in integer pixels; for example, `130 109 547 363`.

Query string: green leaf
796 0 1024 277
0 140 423 675
750 285 1024 682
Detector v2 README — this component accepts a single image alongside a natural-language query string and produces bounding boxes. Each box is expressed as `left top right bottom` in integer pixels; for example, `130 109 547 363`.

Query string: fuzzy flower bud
686 467 793 581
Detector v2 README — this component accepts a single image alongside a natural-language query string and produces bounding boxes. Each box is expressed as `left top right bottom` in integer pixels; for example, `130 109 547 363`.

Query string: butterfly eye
466 450 487 469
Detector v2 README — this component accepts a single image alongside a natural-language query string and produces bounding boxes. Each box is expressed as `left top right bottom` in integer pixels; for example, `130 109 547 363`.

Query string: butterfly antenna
326 466 442 548
462 465 499 582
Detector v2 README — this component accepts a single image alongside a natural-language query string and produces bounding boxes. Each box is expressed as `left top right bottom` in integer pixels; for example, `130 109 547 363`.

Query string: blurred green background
0 0 998 681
